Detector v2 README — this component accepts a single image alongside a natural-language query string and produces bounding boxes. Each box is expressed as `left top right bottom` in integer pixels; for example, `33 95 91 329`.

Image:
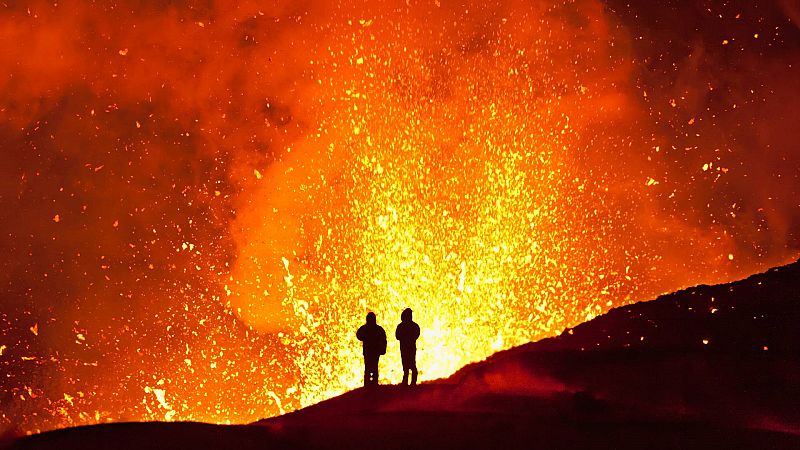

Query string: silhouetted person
395 308 420 386
356 312 386 387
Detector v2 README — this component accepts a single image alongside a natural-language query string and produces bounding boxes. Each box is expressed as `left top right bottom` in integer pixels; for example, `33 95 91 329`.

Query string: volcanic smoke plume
0 0 798 435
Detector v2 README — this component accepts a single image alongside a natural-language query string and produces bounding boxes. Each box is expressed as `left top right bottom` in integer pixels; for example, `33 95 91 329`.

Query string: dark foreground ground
5 258 800 449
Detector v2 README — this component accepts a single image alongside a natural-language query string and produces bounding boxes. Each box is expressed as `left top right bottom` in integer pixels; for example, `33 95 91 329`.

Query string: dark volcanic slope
445 256 800 427
8 258 800 450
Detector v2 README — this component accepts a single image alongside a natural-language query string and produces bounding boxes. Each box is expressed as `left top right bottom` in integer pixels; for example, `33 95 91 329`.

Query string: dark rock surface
8 259 799 449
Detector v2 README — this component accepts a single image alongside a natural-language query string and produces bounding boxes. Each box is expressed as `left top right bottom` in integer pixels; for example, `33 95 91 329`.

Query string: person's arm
356 326 364 341
379 327 387 354
395 325 401 341
413 323 420 340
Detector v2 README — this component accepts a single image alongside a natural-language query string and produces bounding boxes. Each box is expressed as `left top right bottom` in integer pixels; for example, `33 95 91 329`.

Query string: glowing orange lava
1 0 798 436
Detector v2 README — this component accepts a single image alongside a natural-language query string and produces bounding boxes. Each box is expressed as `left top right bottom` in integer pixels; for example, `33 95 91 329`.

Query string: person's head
401 308 412 322
366 312 376 324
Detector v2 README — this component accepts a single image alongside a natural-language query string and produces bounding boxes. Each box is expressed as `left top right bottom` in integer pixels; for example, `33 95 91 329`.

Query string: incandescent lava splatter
1 0 799 435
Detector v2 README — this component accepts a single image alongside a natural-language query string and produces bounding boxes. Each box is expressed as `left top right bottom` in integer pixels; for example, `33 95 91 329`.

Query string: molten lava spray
1 0 798 434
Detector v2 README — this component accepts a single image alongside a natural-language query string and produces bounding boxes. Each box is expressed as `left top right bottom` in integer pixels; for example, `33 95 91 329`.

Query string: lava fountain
228 0 654 404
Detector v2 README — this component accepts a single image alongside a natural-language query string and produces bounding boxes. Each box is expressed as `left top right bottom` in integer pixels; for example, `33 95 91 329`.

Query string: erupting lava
229 0 652 403
1 0 798 435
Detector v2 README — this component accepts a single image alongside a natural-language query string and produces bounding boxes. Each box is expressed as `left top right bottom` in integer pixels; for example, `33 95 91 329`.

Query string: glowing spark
144 386 172 412
458 261 466 293
282 257 294 287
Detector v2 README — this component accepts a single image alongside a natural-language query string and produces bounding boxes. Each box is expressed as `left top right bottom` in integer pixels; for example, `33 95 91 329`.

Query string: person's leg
366 355 379 386
406 352 417 385
401 351 413 385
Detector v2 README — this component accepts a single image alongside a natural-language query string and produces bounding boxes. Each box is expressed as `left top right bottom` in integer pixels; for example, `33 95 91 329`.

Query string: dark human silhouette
356 312 387 387
395 308 420 386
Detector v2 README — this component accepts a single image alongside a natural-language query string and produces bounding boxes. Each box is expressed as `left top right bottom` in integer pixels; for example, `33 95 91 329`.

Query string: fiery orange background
1 0 798 435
